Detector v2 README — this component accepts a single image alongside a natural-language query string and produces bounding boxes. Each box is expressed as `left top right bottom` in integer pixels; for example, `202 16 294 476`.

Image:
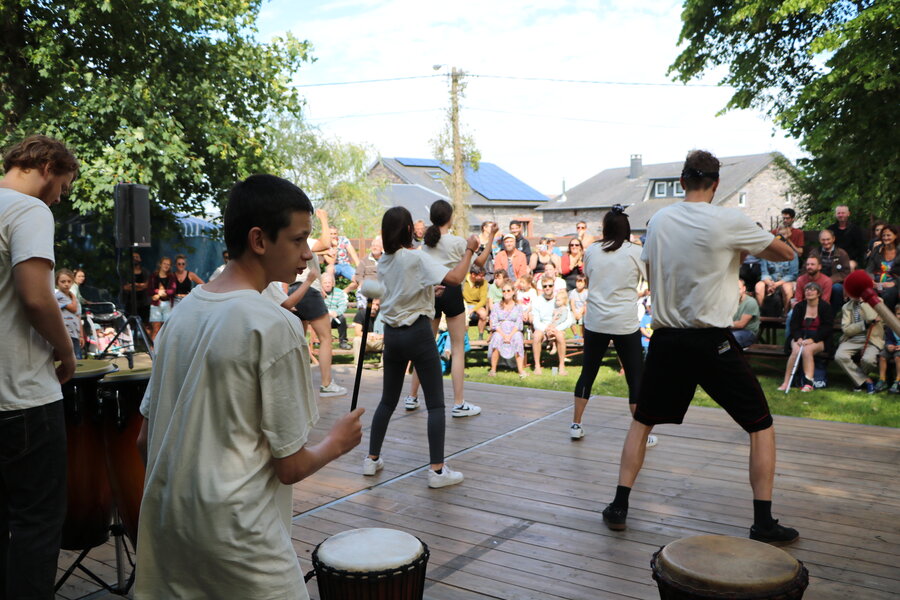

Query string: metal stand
100 249 155 363
55 514 135 596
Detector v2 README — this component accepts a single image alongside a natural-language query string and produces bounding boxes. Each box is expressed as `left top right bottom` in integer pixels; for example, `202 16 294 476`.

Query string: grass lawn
339 321 900 428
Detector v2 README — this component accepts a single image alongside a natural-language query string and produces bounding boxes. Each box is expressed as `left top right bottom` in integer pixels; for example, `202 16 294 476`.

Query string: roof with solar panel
374 157 548 207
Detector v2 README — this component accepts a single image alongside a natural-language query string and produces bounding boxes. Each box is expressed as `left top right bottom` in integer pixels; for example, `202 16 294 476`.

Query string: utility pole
449 67 468 235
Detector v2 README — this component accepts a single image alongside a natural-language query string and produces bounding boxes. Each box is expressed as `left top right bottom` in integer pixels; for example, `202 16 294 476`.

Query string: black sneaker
602 504 627 531
749 520 799 545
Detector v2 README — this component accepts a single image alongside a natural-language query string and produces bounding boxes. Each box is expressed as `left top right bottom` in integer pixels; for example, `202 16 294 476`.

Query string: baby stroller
83 302 133 357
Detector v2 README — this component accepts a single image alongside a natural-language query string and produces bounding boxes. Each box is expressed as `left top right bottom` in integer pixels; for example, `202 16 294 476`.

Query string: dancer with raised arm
364 206 492 488
601 150 799 545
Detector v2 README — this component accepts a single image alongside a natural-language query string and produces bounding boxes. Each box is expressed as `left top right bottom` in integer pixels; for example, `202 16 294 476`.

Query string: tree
670 0 900 223
1 0 311 217
432 67 481 235
270 116 385 239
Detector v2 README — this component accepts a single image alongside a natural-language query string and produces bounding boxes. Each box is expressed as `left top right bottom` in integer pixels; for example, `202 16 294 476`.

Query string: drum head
69 359 117 379
317 528 423 572
100 367 152 383
657 535 800 594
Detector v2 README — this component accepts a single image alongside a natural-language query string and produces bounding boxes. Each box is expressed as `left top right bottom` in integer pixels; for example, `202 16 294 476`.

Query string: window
426 170 443 181
738 192 747 207
674 181 684 197
654 181 667 197
785 192 793 205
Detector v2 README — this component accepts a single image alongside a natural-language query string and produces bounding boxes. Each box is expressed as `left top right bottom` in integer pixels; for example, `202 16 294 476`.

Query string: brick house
370 157 549 235
538 153 798 236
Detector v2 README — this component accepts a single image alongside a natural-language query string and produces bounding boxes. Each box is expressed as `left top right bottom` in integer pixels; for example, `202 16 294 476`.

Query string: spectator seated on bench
835 296 882 394
732 278 760 349
778 282 833 392
352 298 384 365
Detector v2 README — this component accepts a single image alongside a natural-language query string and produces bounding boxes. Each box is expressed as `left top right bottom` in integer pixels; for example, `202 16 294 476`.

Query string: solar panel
392 158 546 202
395 157 447 169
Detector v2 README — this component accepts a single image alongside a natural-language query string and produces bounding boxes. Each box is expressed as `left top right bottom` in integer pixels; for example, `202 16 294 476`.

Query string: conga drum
99 367 150 546
60 359 117 551
311 528 430 599
651 535 809 599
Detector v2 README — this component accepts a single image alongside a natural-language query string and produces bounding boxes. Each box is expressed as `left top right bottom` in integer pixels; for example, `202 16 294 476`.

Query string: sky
256 0 804 196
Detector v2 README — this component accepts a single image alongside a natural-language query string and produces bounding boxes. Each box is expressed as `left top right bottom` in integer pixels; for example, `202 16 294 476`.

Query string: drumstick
843 270 900 337
350 280 385 412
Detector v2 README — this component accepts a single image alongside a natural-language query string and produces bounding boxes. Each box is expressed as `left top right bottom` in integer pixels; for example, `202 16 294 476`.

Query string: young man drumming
601 150 799 545
135 175 364 598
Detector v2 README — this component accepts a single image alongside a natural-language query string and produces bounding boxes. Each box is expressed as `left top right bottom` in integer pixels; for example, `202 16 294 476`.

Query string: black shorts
434 284 465 319
634 328 773 433
293 287 328 321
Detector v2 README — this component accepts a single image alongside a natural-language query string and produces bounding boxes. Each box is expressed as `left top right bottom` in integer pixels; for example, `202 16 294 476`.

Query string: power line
292 75 441 87
307 107 442 123
290 73 721 89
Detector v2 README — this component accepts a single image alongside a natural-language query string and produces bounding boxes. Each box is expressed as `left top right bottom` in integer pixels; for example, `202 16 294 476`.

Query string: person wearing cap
493 233 528 280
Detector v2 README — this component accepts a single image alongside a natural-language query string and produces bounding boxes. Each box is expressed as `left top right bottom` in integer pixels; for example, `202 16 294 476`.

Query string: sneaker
428 464 464 488
452 402 481 417
570 423 585 439
404 395 419 410
602 503 627 531
319 382 347 397
890 381 900 394
873 380 886 393
339 341 352 350
749 520 799 545
866 381 876 394
362 456 384 476
813 379 827 389
646 434 658 448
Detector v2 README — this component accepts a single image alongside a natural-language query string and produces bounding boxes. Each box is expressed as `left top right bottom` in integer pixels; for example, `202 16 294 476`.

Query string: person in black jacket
779 281 834 392
826 205 866 268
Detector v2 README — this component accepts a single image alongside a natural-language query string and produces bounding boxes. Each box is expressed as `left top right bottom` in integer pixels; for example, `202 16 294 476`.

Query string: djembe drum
310 528 430 599
99 367 151 546
651 535 809 599
60 359 118 551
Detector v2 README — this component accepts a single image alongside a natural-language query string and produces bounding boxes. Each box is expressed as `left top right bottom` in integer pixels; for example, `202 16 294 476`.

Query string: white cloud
258 0 803 193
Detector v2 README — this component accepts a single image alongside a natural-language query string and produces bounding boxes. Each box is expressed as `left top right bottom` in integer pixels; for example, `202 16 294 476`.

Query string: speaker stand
55 516 135 595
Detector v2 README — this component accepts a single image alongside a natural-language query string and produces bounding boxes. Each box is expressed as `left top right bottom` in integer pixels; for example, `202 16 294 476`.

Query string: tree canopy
670 0 900 223
1 0 311 216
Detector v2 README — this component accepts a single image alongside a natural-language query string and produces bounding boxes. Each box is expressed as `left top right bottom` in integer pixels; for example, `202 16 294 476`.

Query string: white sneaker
451 402 481 417
362 456 384 476
320 382 347 397
404 395 419 410
646 434 658 448
428 464 464 488
570 423 585 439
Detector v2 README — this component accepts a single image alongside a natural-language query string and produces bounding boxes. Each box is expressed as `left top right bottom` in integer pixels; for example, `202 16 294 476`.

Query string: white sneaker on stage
646 434 658 448
570 423 585 439
363 456 384 476
404 395 419 410
428 465 464 488
320 382 347 397
451 402 481 417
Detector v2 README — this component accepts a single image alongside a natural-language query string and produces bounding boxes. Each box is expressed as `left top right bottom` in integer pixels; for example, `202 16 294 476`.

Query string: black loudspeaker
114 183 151 248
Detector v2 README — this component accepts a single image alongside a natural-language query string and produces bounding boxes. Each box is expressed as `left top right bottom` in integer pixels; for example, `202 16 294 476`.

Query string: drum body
651 535 808 600
312 528 429 600
60 359 117 551
99 368 150 546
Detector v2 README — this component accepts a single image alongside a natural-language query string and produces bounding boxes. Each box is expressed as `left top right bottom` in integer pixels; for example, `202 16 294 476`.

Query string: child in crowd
549 289 571 356
569 275 588 339
639 297 653 356
55 268 83 358
877 303 900 393
487 270 507 310
515 274 537 326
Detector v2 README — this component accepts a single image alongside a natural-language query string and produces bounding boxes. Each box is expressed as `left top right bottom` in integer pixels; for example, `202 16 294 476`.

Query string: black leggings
574 329 643 403
368 316 446 465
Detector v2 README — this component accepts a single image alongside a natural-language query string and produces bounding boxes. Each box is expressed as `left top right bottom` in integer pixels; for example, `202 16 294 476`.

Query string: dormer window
654 181 667 197
674 181 684 197
426 170 443 181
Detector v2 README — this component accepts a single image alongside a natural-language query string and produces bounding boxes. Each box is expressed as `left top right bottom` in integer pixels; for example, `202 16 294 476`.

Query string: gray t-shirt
377 249 449 327
733 295 760 336
0 188 60 410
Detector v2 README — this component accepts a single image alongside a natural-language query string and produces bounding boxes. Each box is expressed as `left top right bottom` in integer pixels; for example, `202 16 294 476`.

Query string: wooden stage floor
58 366 900 599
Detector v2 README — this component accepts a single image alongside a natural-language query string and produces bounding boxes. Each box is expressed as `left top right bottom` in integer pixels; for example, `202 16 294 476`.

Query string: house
538 153 797 235
370 157 549 234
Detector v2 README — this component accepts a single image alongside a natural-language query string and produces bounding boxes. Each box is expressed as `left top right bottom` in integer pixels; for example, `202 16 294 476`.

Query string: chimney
629 154 642 179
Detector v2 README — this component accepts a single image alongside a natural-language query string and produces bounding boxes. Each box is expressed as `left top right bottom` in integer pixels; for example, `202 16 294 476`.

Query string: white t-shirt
0 188 59 411
136 287 317 600
583 241 646 335
261 281 289 305
642 202 774 329
421 233 467 269
377 249 449 327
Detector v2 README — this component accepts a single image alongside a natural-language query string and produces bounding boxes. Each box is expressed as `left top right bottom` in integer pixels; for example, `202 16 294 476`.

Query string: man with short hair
575 220 596 246
732 279 761 348
792 256 833 306
808 229 850 311
0 134 79 597
209 250 230 281
463 265 489 339
135 174 364 599
835 296 883 394
827 205 866 268
532 275 570 375
412 219 427 248
772 208 804 257
602 149 798 545
509 220 531 261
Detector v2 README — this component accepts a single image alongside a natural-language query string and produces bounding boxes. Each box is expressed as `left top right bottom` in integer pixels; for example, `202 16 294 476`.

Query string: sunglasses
176 262 186 265
576 225 586 230
542 284 555 289
569 243 581 247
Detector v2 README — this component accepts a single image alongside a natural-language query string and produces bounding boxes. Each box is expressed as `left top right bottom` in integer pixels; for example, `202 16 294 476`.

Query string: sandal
487 370 496 377
800 384 813 392
518 372 528 379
